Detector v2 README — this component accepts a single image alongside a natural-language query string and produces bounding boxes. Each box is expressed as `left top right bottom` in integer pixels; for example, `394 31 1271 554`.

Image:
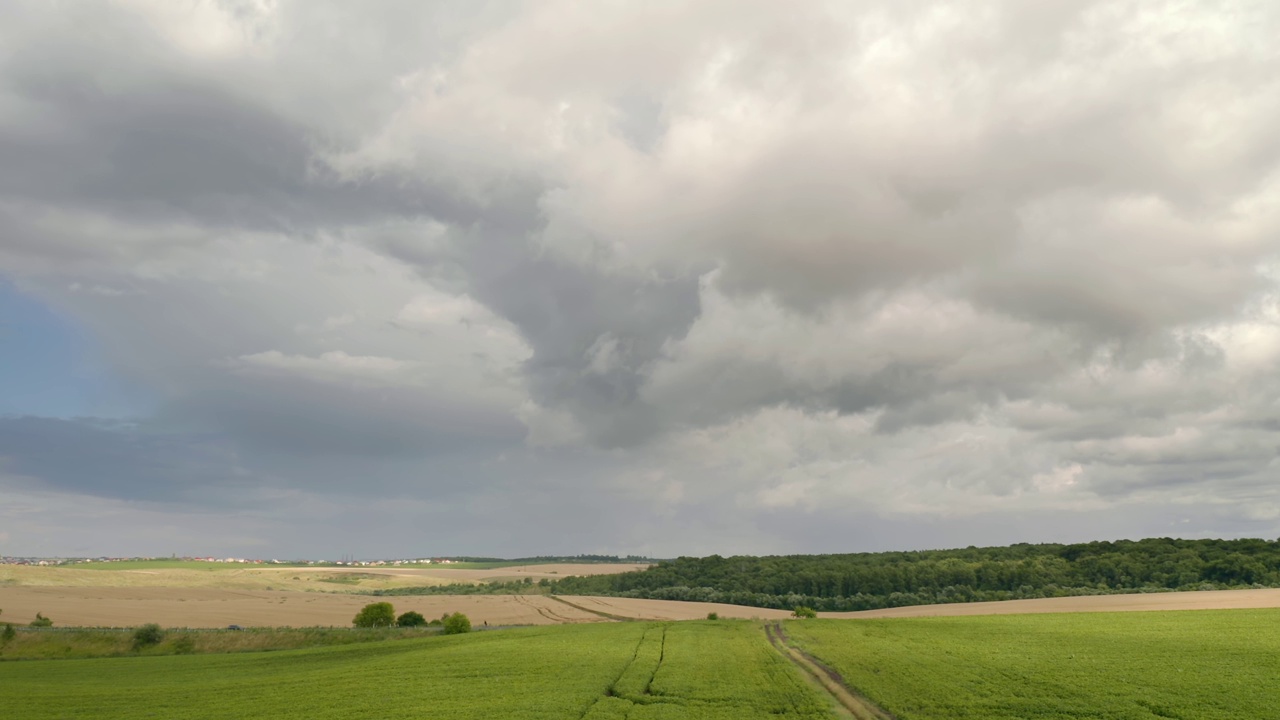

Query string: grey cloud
2 0 1279 555
179 371 526 458
0 416 248 503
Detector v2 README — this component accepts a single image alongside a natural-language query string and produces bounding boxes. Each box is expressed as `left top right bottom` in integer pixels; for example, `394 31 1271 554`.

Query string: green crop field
8 611 1277 719
3 621 837 720
786 609 1280 720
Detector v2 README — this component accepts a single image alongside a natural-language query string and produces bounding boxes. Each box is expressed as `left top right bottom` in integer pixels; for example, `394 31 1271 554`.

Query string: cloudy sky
2 1 1279 559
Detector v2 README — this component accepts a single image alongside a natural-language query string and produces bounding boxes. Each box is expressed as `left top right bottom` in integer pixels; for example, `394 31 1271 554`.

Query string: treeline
551 538 1280 612
367 579 548 597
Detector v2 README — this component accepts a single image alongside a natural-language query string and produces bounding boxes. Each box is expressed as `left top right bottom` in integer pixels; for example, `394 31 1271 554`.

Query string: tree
791 606 817 619
442 612 471 635
706 612 719 620
29 612 52 628
396 611 427 627
132 623 164 650
2 622 15 643
352 602 396 628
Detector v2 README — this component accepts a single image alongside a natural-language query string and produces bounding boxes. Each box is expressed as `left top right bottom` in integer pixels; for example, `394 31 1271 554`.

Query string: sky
1 0 1279 559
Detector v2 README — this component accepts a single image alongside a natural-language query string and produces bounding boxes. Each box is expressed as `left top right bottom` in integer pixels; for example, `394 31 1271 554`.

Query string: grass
3 621 836 720
0 626 440 661
10 611 1276 719
785 609 1280 720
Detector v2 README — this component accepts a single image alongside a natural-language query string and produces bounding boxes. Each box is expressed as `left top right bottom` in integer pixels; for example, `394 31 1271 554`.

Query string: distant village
0 556 465 567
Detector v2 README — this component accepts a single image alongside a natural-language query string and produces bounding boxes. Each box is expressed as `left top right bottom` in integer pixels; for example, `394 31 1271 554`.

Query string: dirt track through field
765 622 890 720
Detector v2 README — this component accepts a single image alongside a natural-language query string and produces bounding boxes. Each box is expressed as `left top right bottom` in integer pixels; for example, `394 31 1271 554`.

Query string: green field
7 611 1279 719
786 610 1280 720
2 621 836 720
0 626 440 661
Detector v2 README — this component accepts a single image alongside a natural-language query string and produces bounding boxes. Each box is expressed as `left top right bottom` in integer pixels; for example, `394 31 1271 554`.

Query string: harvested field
282 562 649 583
0 563 645 594
6 564 1277 628
559 595 795 620
556 588 1280 622
0 587 605 628
822 587 1280 618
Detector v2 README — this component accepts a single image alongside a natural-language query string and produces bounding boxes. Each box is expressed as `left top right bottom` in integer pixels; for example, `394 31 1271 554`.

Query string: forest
551 538 1280 612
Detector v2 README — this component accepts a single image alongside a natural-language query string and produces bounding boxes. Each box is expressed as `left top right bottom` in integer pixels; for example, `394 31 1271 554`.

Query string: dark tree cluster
551 538 1280 612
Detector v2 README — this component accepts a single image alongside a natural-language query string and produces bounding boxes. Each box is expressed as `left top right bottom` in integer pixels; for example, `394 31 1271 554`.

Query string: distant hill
551 537 1280 611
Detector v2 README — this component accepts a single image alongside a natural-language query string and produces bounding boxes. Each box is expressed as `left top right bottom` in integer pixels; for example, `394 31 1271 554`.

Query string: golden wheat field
4 564 1279 628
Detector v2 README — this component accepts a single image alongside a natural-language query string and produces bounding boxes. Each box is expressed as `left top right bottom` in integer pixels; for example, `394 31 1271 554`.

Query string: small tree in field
396 611 427 628
791 606 817 619
352 602 396 628
2 622 15 643
706 612 719 620
29 612 53 628
132 623 165 650
442 612 471 635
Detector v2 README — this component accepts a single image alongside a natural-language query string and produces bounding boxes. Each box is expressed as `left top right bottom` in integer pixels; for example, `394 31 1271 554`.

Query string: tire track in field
578 626 652 719
765 622 895 720
512 594 588 623
549 595 632 622
640 625 667 695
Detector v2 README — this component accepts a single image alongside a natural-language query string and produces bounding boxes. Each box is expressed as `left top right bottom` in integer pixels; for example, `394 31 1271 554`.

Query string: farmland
4 580 1280 628
0 586 607 628
3 621 838 720
0 561 645 593
0 625 439 661
6 610 1280 718
784 609 1280 719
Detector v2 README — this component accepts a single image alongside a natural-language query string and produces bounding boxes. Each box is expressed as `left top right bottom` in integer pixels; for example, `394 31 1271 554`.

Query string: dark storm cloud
0 416 244 503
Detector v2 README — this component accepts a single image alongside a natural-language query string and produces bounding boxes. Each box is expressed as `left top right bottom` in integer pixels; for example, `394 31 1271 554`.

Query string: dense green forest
551 538 1280 612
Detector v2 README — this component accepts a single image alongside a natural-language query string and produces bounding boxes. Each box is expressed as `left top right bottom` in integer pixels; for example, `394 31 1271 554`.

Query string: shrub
396 611 427 628
352 602 396 628
442 612 471 635
132 623 165 649
29 612 52 628
428 618 443 626
171 634 196 654
791 606 817 619
706 612 719 620
2 623 15 643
